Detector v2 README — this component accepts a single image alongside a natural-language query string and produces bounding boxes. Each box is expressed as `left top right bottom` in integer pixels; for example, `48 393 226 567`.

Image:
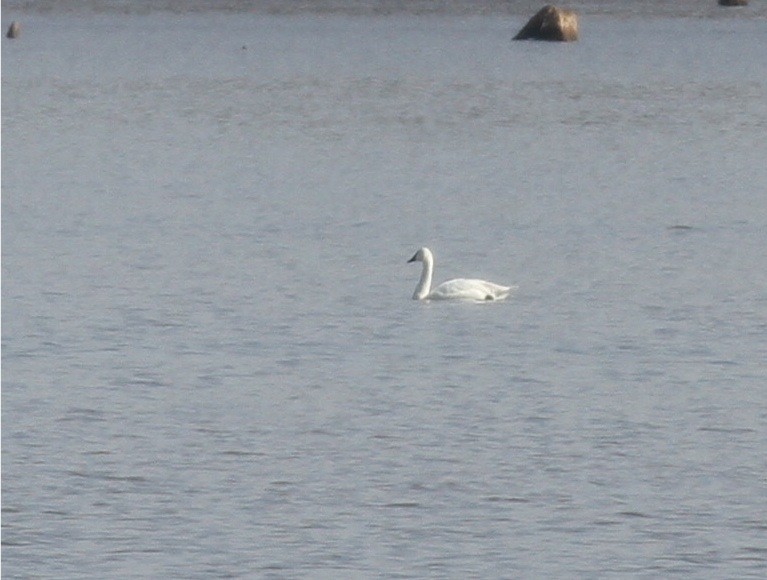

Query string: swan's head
407 247 433 264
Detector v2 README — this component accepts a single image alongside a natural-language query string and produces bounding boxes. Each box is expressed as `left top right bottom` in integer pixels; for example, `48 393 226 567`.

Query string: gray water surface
3 4 767 578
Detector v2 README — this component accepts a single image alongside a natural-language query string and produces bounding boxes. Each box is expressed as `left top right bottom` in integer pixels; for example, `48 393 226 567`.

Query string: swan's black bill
407 253 418 263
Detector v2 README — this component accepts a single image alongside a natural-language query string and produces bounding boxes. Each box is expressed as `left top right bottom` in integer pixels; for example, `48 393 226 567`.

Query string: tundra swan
407 247 513 301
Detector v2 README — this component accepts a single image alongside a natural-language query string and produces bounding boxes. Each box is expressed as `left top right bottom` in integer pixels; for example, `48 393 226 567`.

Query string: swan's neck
413 254 433 300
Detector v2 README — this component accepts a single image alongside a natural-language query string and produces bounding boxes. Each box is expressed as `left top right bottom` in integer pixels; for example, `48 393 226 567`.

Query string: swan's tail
494 284 518 300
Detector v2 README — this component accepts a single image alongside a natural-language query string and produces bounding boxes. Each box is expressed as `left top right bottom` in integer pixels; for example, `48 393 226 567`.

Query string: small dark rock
514 5 578 42
6 21 20 39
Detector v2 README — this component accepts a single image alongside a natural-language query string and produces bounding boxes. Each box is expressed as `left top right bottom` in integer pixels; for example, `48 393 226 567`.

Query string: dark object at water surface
514 5 578 42
7 21 20 39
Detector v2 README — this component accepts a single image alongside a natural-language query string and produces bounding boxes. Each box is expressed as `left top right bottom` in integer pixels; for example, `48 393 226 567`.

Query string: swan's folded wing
429 278 512 301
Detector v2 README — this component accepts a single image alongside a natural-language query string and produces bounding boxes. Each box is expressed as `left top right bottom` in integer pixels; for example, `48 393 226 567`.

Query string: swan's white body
407 247 513 301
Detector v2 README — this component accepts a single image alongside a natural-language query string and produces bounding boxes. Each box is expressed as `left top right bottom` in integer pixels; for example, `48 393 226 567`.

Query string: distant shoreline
3 0 761 18
3 0 522 17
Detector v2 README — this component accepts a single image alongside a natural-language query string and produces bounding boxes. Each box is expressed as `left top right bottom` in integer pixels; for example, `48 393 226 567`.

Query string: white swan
407 247 513 301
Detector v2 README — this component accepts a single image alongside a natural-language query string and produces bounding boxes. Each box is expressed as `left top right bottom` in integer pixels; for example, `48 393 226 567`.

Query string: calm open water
3 1 767 577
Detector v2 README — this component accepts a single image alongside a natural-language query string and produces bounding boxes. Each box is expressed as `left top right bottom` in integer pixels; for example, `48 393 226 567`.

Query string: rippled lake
3 1 767 577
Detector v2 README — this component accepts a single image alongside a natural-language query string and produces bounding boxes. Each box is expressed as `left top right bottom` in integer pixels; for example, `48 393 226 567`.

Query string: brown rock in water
6 21 20 39
718 0 748 6
514 5 578 42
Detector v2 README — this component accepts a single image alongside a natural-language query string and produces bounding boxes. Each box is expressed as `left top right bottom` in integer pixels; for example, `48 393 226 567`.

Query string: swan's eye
485 295 494 301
